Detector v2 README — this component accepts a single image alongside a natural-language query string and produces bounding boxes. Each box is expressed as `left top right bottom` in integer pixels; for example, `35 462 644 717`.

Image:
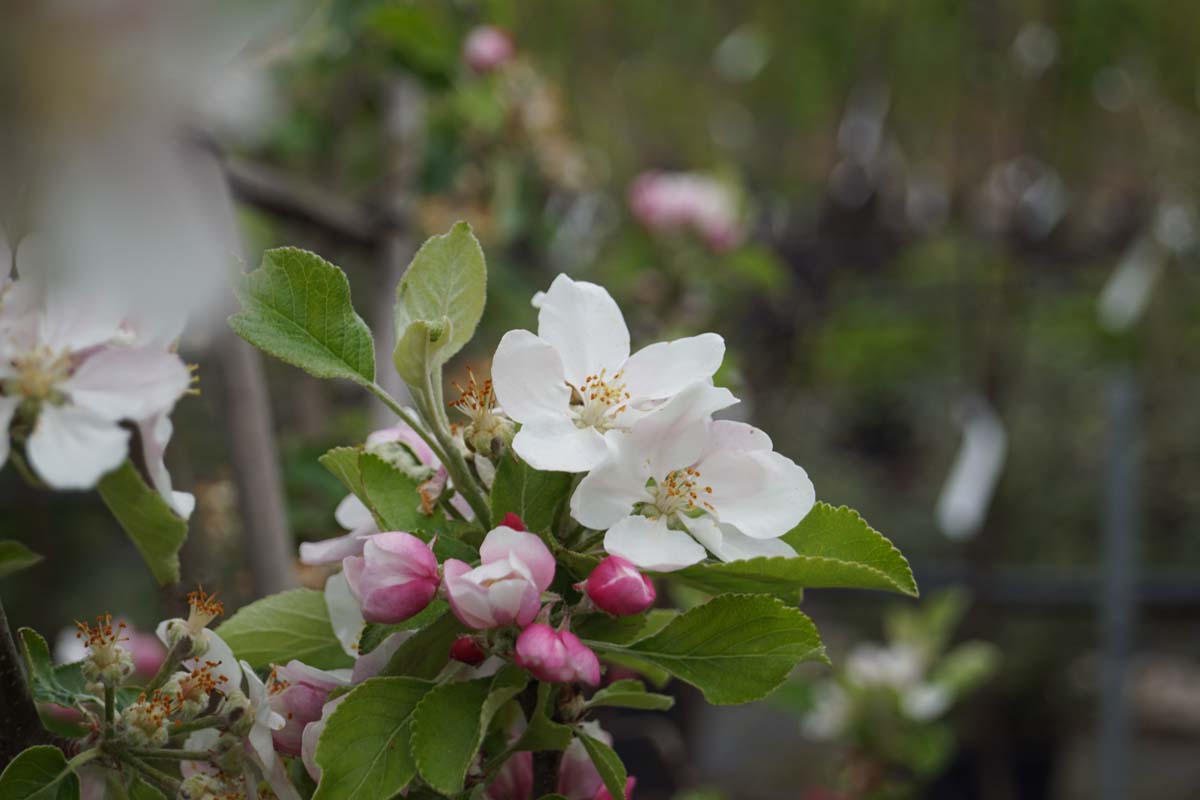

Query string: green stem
128 748 213 761
119 753 182 796
143 639 188 695
65 747 103 772
169 715 224 736
367 382 453 465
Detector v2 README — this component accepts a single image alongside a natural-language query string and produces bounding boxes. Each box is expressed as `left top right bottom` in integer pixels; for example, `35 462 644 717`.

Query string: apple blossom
343 532 440 623
268 660 350 755
0 246 192 491
491 274 726 472
74 614 134 687
628 170 743 251
156 588 242 689
464 25 515 73
302 694 347 783
443 524 556 629
514 623 601 686
571 381 815 571
583 555 657 616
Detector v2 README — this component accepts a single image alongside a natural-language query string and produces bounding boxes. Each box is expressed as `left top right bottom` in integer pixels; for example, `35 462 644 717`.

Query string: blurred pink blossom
464 26 515 73
628 171 743 251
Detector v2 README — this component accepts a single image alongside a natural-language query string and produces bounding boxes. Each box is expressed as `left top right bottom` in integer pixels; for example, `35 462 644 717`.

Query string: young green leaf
490 453 573 532
358 601 448 655
671 503 917 599
576 732 628 800
230 247 375 386
314 677 432 800
97 460 188 585
584 679 674 711
586 594 825 705
511 683 573 753
411 666 528 795
19 629 77 708
0 745 80 800
318 446 364 497
381 611 465 679
573 610 678 646
0 540 41 579
394 222 487 369
215 589 352 671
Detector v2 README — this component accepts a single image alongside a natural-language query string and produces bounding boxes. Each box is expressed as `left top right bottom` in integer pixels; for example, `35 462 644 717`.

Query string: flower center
451 369 502 428
639 468 714 521
570 368 630 432
185 588 224 635
75 613 128 666
10 346 72 402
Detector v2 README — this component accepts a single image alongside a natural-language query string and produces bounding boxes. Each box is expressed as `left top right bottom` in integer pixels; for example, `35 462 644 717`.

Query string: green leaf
358 601 448 655
19 629 77 708
490 453 573 532
511 683 572 752
0 746 80 800
671 503 917 599
394 222 487 371
313 677 431 800
585 679 674 711
576 732 628 800
359 452 428 531
0 540 40 579
216 589 352 671
230 247 375 386
573 610 677 646
97 460 188 585
587 594 825 705
411 666 528 794
382 611 465 679
319 446 364 497
393 317 452 386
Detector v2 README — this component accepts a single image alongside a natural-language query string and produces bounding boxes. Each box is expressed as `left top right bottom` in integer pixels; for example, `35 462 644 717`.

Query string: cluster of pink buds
463 25 515 73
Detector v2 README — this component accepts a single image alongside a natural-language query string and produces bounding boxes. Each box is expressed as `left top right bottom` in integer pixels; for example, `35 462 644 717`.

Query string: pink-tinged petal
491 329 572 424
193 630 241 690
486 575 539 627
334 494 375 531
484 750 533 800
560 631 601 686
302 695 347 783
703 419 773 456
558 727 608 800
621 333 725 402
299 531 369 566
698 449 815 540
536 274 630 387
65 347 190 421
603 516 707 573
595 776 637 800
367 424 439 466
585 556 656 616
444 559 497 629
137 413 193 519
37 281 125 353
480 527 555 591
0 395 19 469
352 631 411 683
27 404 128 489
513 624 568 681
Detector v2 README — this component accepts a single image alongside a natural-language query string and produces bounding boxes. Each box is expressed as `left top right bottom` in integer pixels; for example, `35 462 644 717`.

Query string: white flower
570 382 815 571
491 274 725 472
844 643 924 689
801 682 850 740
0 245 191 491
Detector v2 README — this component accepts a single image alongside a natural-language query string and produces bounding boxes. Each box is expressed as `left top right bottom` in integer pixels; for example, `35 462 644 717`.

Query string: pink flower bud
343 532 440 624
450 635 487 666
301 695 346 783
463 26 515 73
484 751 533 800
268 661 349 755
501 512 527 531
514 624 600 686
444 525 555 629
584 556 656 616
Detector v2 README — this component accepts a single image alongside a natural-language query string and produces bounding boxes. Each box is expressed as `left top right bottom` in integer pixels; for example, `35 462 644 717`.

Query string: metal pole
1100 365 1138 800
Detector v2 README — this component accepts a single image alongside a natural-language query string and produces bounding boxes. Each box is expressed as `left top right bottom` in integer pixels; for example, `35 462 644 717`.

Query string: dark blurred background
3 1 1199 798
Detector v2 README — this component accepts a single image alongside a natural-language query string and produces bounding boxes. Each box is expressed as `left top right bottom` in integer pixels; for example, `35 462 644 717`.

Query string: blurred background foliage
3 0 1200 797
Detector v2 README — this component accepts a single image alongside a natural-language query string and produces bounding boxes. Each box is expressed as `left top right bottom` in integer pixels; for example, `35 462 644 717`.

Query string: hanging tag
937 396 1008 541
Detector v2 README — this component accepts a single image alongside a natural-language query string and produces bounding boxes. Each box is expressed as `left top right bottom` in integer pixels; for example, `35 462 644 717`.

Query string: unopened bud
513 624 601 686
449 635 487 666
343 532 441 624
583 556 657 616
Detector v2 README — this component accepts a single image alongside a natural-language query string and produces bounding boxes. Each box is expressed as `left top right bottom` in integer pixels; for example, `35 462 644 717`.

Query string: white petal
704 521 798 562
37 280 125 353
622 333 725 401
334 494 375 532
196 630 242 690
491 329 572 424
27 405 128 489
137 414 192 519
65 347 190 421
628 382 738 477
298 531 368 566
699 449 815 540
512 417 609 473
324 573 364 657
0 395 19 469
603 515 707 572
570 434 650 529
536 274 630 386
704 419 773 455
